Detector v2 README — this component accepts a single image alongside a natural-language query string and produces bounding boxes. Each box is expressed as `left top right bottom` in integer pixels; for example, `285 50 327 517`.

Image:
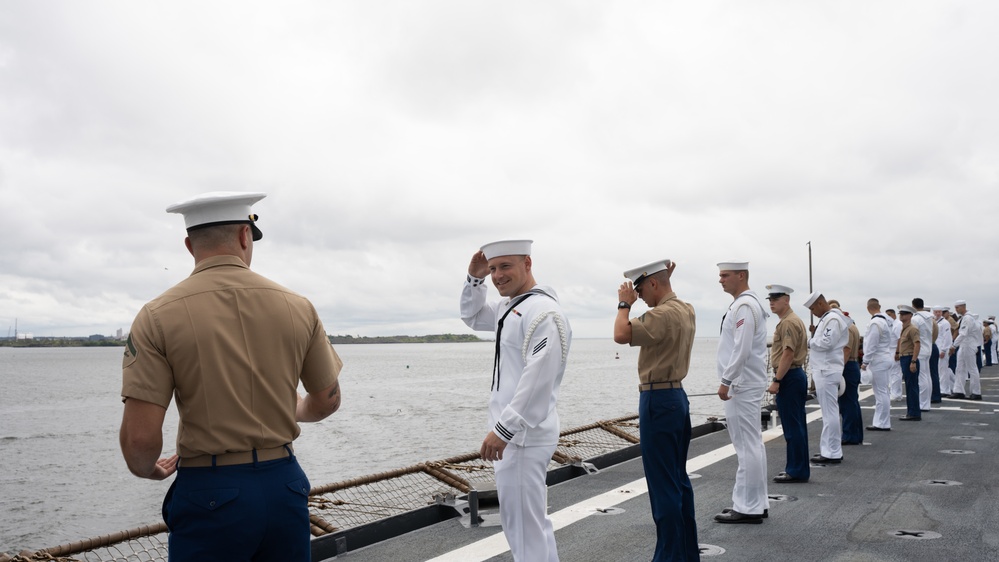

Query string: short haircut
648 270 670 284
912 297 924 309
187 224 242 252
867 298 880 308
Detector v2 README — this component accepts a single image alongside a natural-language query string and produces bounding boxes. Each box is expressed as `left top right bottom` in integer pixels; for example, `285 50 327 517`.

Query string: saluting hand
618 281 638 306
468 251 489 279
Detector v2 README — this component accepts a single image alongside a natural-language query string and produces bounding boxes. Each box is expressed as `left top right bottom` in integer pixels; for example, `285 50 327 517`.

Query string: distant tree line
328 334 484 344
0 334 486 347
0 338 125 348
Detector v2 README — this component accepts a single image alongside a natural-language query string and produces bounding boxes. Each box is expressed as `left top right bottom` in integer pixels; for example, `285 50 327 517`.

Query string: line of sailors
752 288 991 492
690 258 999 531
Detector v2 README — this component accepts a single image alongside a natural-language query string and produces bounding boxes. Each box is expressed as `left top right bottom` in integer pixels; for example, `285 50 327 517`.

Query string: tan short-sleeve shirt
846 323 861 362
898 324 919 356
629 292 696 386
771 311 808 369
122 255 342 458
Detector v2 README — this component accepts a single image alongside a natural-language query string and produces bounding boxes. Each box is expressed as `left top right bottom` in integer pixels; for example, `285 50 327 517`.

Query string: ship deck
321 367 999 561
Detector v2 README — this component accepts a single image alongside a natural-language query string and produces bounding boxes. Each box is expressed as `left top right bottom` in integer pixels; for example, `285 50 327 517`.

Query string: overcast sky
1 1 997 341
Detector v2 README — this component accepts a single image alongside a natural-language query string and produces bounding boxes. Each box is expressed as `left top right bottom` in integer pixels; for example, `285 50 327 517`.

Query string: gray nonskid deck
325 367 999 561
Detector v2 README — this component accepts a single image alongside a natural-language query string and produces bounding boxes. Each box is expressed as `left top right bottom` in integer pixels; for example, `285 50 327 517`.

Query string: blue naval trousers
639 388 699 562
929 344 941 402
900 356 921 419
774 367 809 480
163 454 312 562
839 361 863 444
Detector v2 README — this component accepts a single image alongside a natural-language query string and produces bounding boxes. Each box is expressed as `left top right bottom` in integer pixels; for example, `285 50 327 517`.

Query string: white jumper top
460 277 571 447
808 309 850 371
716 291 769 389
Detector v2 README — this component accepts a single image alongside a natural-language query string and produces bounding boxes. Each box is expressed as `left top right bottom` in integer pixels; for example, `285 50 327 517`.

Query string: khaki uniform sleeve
629 306 669 347
121 305 175 408
300 314 342 394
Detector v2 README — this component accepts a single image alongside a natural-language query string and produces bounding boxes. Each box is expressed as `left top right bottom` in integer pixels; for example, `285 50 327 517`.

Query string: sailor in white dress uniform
714 261 770 523
912 305 935 410
805 291 849 463
460 239 571 562
951 300 982 399
933 307 955 398
862 299 894 430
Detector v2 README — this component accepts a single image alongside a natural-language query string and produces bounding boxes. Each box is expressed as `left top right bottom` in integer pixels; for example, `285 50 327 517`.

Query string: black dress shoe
866 426 890 431
811 455 842 464
721 507 768 518
773 472 808 483
899 415 921 421
715 509 764 524
949 393 966 399
970 394 983 400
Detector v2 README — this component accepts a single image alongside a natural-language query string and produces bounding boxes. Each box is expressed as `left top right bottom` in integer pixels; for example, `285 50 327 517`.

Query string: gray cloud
1 1 998 339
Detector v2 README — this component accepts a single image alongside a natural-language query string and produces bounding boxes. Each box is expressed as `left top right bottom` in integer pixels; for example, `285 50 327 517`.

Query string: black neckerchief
492 288 554 391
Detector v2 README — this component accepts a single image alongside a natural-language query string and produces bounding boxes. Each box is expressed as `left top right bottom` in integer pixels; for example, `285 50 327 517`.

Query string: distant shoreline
0 334 486 348
328 334 484 344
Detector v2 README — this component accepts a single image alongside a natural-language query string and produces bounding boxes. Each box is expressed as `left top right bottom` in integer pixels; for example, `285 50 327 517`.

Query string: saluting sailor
765 284 810 484
460 239 571 562
714 261 770 524
804 291 848 463
862 298 894 431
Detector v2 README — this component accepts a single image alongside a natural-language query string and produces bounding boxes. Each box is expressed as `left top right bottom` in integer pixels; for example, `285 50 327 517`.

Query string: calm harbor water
0 338 726 553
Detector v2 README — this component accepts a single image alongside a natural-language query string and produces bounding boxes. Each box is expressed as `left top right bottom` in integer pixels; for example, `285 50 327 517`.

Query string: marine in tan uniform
896 305 922 420
119 192 343 561
983 321 994 366
765 284 810 483
614 259 699 559
839 308 864 445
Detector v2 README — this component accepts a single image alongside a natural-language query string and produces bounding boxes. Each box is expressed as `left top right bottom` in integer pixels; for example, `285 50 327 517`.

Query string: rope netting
15 415 641 562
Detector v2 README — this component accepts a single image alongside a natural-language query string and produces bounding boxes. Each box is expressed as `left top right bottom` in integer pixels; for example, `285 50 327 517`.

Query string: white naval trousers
494 442 559 562
938 355 955 398
868 360 892 429
723 385 769 515
813 369 844 459
918 351 932 410
889 361 903 401
953 348 982 396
